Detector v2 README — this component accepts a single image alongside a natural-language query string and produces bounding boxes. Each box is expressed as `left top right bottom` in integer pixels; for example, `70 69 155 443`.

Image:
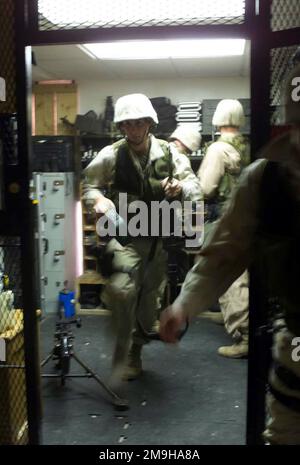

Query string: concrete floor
40 314 247 445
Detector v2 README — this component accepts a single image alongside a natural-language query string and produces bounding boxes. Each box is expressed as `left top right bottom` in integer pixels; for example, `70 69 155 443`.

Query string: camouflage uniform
198 133 250 346
83 134 201 378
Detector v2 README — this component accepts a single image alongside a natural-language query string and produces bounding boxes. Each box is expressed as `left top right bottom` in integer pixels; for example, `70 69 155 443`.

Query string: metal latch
53 180 64 191
53 250 65 262
54 213 65 224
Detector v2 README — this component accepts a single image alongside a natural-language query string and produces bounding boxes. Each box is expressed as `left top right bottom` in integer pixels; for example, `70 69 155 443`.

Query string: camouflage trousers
219 270 249 341
101 238 167 371
263 326 300 444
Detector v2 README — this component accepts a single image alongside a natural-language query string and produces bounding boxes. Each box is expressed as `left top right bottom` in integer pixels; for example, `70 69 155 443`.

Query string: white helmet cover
212 99 245 127
114 93 158 124
170 125 201 152
284 63 300 124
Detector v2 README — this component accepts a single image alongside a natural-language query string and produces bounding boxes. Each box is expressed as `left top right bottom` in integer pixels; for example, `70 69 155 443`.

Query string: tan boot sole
199 311 224 325
218 344 248 359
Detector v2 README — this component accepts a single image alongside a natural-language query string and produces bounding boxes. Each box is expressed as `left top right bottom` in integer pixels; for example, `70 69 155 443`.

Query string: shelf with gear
75 271 108 315
76 97 116 312
76 185 109 314
76 218 109 315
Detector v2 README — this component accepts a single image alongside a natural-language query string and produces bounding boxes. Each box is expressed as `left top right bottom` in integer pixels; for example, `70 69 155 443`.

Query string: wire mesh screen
270 45 299 125
0 113 21 235
271 0 300 31
0 237 28 445
0 114 18 166
0 0 17 113
0 0 29 446
38 0 246 30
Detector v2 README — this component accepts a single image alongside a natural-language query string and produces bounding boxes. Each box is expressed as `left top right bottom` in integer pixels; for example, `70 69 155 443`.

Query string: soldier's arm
82 145 116 212
170 145 202 201
197 143 225 198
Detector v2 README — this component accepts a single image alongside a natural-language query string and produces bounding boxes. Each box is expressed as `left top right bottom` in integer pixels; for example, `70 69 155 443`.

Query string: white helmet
114 93 158 124
212 99 245 127
170 125 201 152
284 63 300 124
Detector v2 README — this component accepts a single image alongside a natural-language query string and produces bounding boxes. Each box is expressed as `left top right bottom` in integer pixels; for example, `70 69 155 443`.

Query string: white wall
77 76 250 115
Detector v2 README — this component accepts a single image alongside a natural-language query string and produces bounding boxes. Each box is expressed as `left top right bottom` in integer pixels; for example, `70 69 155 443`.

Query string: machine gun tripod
41 313 128 411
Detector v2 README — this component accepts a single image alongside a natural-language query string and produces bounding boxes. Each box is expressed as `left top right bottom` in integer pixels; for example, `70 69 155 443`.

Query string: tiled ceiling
32 41 250 81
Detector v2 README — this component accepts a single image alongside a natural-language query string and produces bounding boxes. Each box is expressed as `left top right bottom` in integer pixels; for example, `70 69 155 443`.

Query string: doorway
7 0 300 445
31 32 250 445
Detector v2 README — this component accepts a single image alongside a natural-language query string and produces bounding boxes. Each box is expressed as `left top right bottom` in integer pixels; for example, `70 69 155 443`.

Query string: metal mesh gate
0 0 29 446
37 0 246 30
0 0 16 113
271 0 300 31
0 0 298 446
0 237 28 445
270 45 299 125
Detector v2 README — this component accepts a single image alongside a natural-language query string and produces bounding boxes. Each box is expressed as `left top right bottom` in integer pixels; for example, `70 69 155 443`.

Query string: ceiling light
77 44 97 60
80 39 246 60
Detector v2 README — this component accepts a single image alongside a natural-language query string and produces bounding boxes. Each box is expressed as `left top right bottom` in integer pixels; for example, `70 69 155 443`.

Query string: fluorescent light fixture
38 0 245 27
77 44 97 60
81 39 246 60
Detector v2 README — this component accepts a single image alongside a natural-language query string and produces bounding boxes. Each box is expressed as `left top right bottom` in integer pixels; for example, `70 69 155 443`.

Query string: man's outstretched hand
159 302 188 343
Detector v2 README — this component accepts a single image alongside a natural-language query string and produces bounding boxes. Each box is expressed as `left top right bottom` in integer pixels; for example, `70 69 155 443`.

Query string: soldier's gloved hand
159 301 188 343
93 196 116 215
161 177 182 198
94 198 128 246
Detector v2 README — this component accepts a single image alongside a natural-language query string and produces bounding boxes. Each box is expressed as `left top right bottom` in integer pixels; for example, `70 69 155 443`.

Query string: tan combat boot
152 319 160 332
218 337 248 359
199 311 224 325
122 344 143 381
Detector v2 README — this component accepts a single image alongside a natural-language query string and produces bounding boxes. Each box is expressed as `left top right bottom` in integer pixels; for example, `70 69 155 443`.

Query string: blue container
59 290 75 318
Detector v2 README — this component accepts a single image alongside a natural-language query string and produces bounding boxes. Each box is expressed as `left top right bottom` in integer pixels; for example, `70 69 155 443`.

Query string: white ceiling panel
34 44 87 60
32 41 250 82
102 59 178 79
34 59 117 80
171 56 247 78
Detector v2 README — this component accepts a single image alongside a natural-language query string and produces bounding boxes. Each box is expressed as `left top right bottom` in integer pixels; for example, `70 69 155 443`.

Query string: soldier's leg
263 327 300 444
133 240 167 345
122 240 167 380
218 270 249 358
101 240 142 381
263 392 300 444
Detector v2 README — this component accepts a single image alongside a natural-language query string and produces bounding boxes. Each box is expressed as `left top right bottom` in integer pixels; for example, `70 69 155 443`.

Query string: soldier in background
152 125 203 325
198 99 250 358
169 125 201 156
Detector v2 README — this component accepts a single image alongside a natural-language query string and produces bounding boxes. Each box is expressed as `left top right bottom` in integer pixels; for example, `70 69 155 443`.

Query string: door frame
14 0 300 444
